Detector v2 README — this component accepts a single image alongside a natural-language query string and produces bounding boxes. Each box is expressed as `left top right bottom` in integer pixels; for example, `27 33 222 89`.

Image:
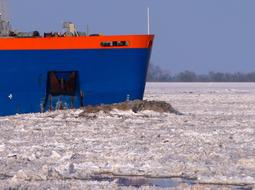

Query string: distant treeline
147 64 255 82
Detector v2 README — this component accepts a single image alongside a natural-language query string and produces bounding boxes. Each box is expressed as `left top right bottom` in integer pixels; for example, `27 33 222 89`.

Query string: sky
6 0 255 74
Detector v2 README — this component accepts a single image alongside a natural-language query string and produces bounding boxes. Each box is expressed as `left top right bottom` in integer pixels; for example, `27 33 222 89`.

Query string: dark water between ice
116 177 194 188
91 175 253 189
91 175 194 188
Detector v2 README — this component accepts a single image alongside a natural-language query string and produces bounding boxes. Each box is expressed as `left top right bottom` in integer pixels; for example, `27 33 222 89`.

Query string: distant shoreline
147 64 255 82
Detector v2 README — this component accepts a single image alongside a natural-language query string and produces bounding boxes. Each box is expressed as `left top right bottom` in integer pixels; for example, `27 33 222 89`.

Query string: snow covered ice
0 83 254 189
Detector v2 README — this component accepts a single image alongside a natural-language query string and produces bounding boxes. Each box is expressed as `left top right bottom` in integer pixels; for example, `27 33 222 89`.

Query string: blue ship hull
0 48 151 115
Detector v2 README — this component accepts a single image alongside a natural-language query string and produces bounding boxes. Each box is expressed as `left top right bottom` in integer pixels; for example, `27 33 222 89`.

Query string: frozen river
0 83 254 189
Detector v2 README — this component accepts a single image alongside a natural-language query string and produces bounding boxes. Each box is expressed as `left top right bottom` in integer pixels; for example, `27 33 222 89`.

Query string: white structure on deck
0 0 10 36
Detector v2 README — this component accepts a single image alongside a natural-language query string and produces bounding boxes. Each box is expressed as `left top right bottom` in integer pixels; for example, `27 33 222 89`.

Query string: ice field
0 83 254 189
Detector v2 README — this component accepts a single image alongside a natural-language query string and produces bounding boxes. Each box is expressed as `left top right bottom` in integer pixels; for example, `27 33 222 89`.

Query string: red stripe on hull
0 35 154 50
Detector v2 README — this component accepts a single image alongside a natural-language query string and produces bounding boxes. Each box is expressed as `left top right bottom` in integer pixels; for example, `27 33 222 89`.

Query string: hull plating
0 48 151 115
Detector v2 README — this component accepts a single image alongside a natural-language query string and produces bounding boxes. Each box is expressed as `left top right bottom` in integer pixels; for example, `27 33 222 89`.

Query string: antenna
86 24 90 35
147 7 150 35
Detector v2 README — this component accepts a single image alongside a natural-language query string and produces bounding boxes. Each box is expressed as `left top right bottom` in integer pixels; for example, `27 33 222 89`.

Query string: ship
0 12 154 116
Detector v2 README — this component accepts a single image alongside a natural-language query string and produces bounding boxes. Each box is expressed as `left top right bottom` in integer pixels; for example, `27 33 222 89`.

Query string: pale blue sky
8 0 255 73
